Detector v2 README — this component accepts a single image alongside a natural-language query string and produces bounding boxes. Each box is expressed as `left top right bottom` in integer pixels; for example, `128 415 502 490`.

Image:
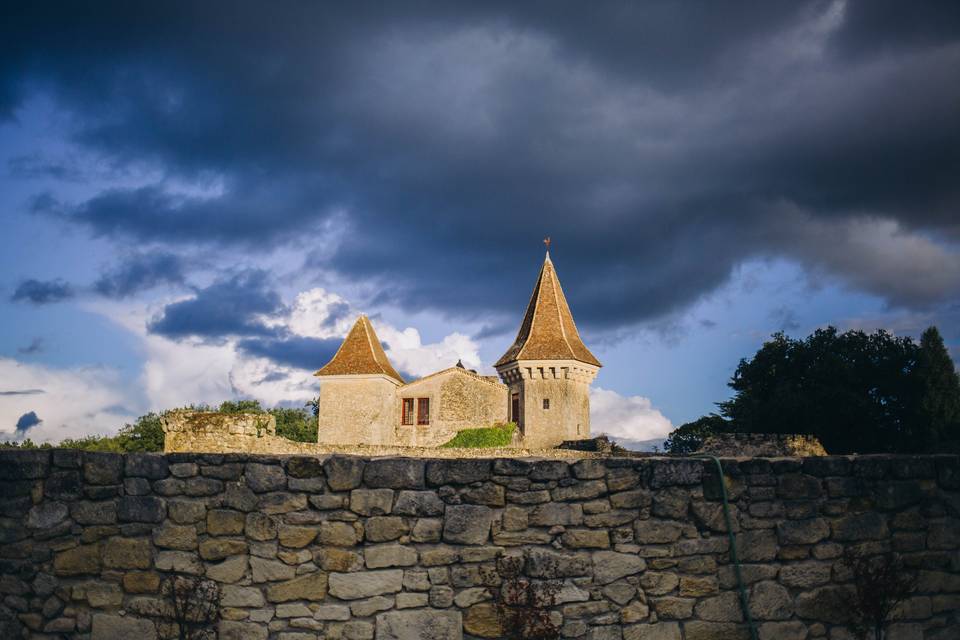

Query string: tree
916 327 960 451
665 325 960 455
663 414 728 454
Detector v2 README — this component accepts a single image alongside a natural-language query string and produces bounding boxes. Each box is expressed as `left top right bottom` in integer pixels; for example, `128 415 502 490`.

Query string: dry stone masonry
0 450 958 639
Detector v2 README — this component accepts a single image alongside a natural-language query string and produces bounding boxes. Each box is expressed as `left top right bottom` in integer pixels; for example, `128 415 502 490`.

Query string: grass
441 422 516 448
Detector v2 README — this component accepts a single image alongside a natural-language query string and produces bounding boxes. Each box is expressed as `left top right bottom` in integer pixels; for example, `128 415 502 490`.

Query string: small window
543 398 550 410
401 398 415 425
417 398 430 425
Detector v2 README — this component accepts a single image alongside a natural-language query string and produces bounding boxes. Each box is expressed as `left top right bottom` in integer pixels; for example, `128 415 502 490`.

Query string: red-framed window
401 398 415 425
417 398 430 425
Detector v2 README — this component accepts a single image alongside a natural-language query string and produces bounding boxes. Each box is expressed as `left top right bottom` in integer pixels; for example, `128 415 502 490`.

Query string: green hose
695 455 759 640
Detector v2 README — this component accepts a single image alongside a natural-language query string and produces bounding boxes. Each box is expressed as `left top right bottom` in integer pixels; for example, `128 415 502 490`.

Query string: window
511 393 521 427
401 398 415 425
542 398 550 410
417 398 430 425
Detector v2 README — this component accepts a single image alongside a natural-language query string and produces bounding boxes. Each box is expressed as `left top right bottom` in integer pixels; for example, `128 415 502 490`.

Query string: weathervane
544 236 551 252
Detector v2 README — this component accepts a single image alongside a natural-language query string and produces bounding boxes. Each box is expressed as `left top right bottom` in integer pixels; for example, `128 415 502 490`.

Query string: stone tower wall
317 377 399 446
1 450 958 639
500 361 597 448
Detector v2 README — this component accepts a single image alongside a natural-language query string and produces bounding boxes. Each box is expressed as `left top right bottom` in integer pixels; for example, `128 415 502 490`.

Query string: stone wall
1 450 958 640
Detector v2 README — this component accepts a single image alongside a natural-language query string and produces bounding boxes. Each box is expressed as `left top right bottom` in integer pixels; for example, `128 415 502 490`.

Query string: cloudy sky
1 1 958 445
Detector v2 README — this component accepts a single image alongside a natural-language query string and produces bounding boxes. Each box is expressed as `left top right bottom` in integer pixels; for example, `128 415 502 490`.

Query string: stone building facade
315 252 601 448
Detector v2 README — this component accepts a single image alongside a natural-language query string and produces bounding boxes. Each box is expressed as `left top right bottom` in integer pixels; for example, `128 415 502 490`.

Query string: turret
495 250 600 447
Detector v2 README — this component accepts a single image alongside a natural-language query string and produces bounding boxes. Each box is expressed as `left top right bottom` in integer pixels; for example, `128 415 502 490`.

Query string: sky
1 1 959 446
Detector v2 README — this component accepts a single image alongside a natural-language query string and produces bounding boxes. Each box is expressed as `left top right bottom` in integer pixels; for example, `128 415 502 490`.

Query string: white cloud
590 386 673 445
0 358 137 443
86 287 485 415
375 323 482 379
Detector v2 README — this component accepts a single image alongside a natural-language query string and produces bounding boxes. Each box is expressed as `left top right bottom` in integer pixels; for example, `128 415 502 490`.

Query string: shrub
442 422 516 448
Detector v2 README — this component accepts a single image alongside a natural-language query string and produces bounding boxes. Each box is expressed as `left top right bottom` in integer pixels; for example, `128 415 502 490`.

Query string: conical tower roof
314 315 405 383
495 253 601 368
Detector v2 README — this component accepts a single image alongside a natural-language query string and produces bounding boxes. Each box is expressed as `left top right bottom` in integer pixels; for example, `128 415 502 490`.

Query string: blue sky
1 1 959 444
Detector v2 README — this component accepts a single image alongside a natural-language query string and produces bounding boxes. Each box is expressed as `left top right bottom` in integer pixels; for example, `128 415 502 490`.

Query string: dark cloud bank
3 1 959 336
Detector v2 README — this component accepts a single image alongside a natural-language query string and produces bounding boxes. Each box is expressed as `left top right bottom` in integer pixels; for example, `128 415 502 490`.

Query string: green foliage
442 422 516 448
667 325 960 455
271 407 317 443
663 414 729 455
217 399 264 414
916 327 960 451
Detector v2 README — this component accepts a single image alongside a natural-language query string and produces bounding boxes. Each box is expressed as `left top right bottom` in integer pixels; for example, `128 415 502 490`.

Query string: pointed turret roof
314 315 405 383
495 252 601 368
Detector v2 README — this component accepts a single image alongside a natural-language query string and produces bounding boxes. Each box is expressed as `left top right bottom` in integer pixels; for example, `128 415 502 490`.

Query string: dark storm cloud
94 251 186 298
3 1 960 331
11 279 74 305
147 270 282 340
237 336 342 371
0 389 45 396
15 411 42 435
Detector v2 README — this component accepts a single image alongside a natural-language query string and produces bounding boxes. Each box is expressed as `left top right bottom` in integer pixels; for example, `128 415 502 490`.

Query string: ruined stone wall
1 450 958 640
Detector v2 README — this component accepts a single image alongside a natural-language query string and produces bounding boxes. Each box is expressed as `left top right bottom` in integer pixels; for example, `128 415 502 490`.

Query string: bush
442 422 516 448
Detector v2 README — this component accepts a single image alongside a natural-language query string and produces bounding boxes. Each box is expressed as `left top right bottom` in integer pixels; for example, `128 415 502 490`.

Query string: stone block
199 538 248 561
53 543 101 575
592 550 645 584
426 459 491 486
350 488 394 516
651 596 695 620
118 496 165 523
102 536 153 569
394 490 445 516
125 454 169 479
463 602 501 637
123 571 161 593
26 501 68 529
748 580 793 619
91 614 157 640
250 556 296 582
206 555 248 583
287 456 324 478
553 479 607 501
321 520 363 545
695 591 743 622
443 505 492 544
831 512 889 541
245 463 287 493
324 455 366 491
328 569 403 599
278 524 317 548
374 609 462 640
622 622 681 640
530 460 569 481
245 512 277 541
649 460 702 488
777 518 830 545
218 620 268 640
208 509 246 535
153 522 198 550
365 544 418 568
562 528 610 549
266 572 328 602
683 621 750 640
363 458 425 489
83 452 122 485
156 550 203 574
